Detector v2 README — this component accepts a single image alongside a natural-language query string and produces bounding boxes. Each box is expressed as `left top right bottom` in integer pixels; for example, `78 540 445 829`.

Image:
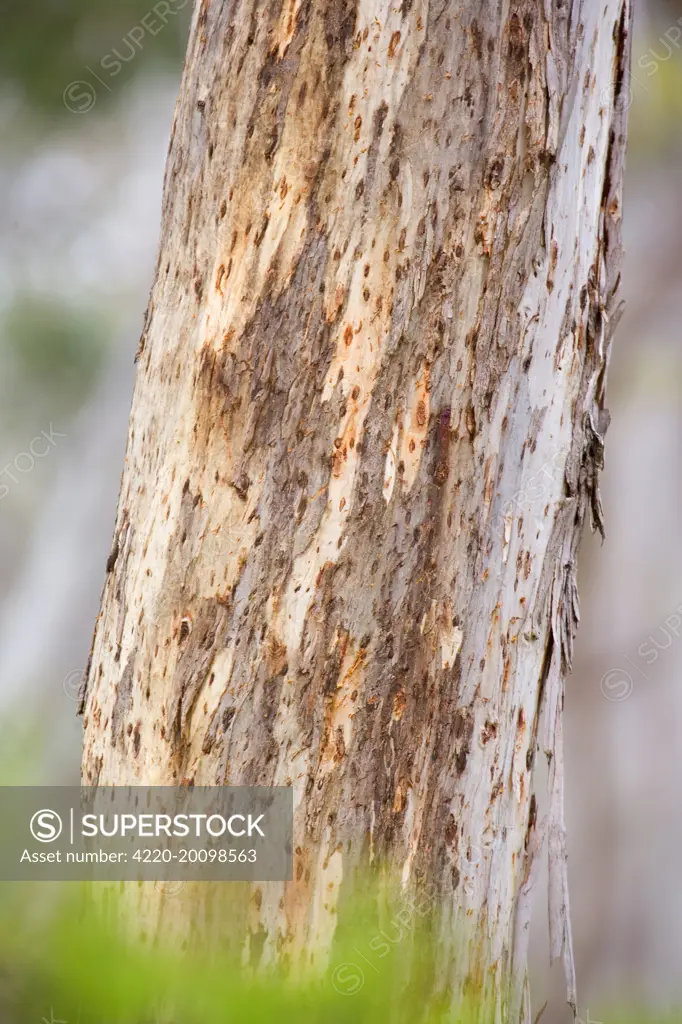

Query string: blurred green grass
0 878 679 1024
0 881 467 1024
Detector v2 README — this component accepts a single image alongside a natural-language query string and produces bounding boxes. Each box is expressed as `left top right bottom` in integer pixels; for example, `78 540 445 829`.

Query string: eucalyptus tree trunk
81 0 631 1018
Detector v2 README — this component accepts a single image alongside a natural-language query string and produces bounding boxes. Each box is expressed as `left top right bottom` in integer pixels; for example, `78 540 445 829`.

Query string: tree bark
81 0 632 1017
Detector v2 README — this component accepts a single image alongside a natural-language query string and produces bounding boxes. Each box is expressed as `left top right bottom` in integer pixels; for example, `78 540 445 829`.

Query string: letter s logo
30 809 63 843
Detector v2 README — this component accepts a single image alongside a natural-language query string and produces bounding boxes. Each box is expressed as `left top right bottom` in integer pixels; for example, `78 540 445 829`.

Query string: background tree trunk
81 0 631 1017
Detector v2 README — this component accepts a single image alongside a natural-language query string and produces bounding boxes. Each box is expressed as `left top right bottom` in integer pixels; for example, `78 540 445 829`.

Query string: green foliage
1 0 188 115
3 294 106 414
0 879 676 1024
0 883 468 1024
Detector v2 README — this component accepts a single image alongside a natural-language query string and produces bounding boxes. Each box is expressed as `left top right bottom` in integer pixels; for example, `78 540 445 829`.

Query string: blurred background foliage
0 880 679 1024
1 0 682 1019
4 294 105 415
1 0 187 113
0 0 189 450
0 883 450 1024
0 0 190 588
629 45 682 160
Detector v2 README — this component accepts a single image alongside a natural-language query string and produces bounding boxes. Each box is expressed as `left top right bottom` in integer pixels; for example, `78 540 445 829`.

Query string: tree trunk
81 0 632 1017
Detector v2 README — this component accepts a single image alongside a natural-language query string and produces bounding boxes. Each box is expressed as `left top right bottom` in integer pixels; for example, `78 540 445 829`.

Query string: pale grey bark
81 1 632 1018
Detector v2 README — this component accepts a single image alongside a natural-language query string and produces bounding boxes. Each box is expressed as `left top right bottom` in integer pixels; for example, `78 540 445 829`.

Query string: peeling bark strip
82 0 631 1017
